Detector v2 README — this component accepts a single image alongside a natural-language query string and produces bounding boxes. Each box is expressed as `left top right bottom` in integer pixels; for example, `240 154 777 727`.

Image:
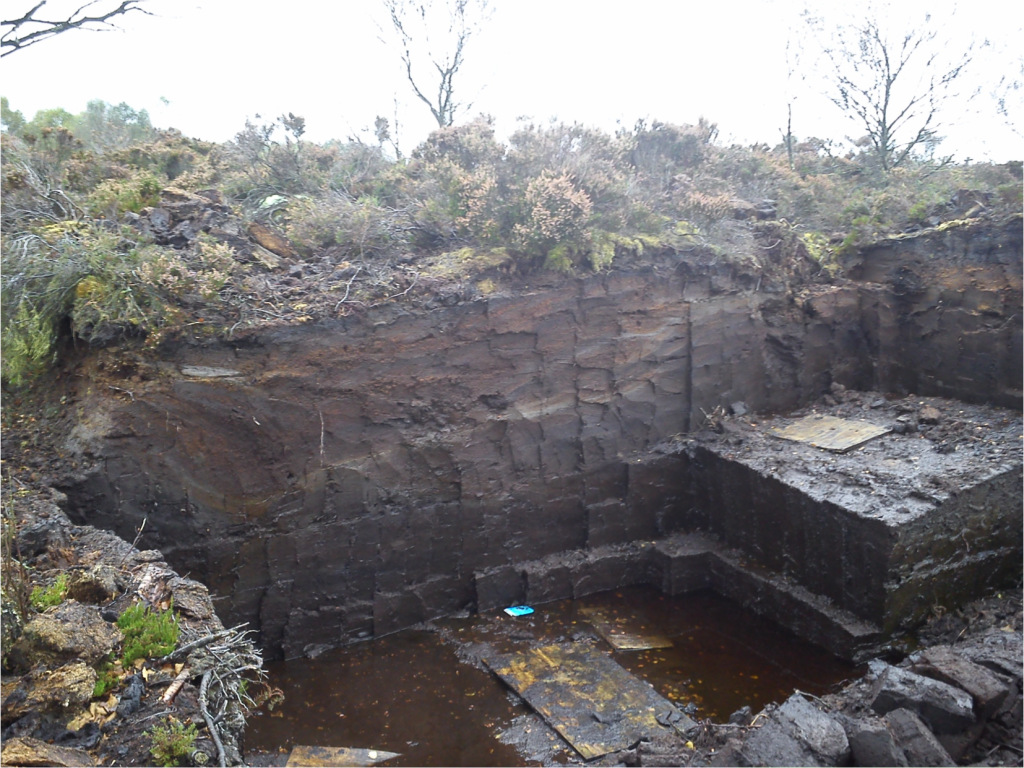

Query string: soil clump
1 487 268 767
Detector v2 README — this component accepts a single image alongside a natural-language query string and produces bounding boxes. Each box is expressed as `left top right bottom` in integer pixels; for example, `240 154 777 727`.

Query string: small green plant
907 200 930 224
117 600 179 668
92 656 120 698
1 494 32 623
30 573 68 610
147 717 197 767
1 302 56 388
87 172 162 215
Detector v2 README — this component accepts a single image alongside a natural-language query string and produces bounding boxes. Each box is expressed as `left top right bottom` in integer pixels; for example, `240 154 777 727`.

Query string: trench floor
244 587 859 766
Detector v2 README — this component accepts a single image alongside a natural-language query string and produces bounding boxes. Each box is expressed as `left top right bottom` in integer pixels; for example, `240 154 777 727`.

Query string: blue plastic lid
504 605 535 617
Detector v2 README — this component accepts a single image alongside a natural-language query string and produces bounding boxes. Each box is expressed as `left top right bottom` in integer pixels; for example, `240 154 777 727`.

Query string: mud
840 214 1023 408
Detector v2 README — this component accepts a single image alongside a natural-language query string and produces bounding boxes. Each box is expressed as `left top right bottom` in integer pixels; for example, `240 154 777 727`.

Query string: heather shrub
628 119 717 192
284 193 411 261
223 113 334 199
412 117 504 171
511 171 593 260
137 238 235 300
328 141 404 202
507 122 628 227
87 171 163 216
1 224 234 386
147 719 196 768
107 131 221 189
676 190 733 230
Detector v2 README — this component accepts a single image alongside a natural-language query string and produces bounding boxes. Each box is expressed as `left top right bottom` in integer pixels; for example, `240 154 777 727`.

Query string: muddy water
245 588 858 766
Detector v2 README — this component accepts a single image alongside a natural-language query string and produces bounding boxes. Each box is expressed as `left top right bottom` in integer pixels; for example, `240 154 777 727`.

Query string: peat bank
4 215 1022 766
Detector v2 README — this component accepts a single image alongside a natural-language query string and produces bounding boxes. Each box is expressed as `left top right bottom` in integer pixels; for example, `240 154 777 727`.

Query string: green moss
30 573 67 610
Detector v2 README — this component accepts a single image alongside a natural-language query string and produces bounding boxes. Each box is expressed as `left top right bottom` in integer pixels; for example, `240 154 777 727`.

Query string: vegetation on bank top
1 97 1021 387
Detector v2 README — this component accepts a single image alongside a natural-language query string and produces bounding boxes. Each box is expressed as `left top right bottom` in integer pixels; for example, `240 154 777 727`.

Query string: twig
137 708 174 723
386 269 419 299
117 517 147 569
318 408 325 467
250 307 289 320
794 689 827 705
161 665 191 704
987 741 1024 756
159 627 237 664
334 265 363 310
108 385 135 401
199 671 227 768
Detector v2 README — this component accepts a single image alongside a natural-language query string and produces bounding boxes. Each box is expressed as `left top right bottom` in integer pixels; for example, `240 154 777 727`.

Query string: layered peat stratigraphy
841 213 1023 408
52 216 1023 661
62 267 817 658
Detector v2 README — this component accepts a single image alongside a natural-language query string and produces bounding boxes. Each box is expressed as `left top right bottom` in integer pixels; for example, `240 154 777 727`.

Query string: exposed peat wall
57 217 1023 658
843 214 1023 407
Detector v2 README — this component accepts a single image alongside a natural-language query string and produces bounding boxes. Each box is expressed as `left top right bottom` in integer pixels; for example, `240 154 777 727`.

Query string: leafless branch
805 6 980 172
2 0 153 57
380 0 490 128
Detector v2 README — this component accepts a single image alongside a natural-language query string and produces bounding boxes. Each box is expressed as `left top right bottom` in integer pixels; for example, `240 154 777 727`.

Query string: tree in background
381 0 491 129
1 0 151 57
804 5 981 173
992 51 1023 138
76 99 154 151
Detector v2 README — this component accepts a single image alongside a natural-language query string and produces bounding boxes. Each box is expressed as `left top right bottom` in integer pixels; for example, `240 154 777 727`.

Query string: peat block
688 395 1022 634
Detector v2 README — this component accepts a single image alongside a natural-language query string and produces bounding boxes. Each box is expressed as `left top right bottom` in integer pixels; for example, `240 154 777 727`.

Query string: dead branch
2 0 153 57
380 0 490 128
161 665 190 704
199 670 227 768
159 626 237 664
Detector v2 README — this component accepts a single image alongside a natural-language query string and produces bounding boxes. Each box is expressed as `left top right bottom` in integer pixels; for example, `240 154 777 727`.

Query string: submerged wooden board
486 643 694 759
579 606 673 651
286 746 400 767
769 415 891 453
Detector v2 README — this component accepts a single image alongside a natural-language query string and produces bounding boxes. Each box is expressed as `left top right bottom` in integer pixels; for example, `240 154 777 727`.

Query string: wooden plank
579 606 673 651
486 643 694 759
769 415 891 453
286 746 400 767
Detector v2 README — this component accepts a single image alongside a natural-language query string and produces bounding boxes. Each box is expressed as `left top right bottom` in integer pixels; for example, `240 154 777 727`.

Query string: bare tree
780 34 804 170
804 6 981 172
2 0 151 58
992 52 1023 138
381 0 491 129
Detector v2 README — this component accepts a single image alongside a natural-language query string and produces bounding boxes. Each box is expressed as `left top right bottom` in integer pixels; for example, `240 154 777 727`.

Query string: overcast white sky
2 0 1022 161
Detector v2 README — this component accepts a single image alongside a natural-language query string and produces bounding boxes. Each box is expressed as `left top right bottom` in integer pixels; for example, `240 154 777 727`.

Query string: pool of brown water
245 587 859 766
